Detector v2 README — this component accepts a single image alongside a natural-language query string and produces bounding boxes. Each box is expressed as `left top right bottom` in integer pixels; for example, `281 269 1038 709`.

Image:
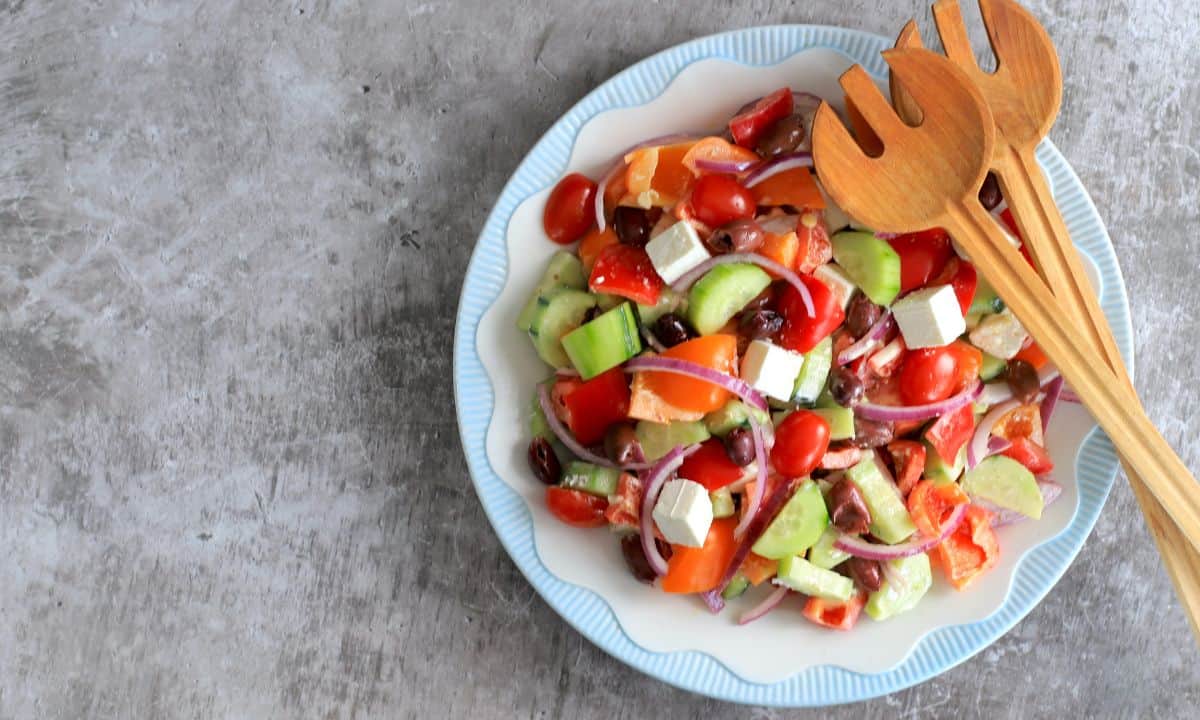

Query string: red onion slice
837 312 894 365
834 503 968 561
536 384 652 471
988 436 1013 455
791 91 823 116
639 443 703 576
669 252 815 317
856 380 983 423
639 325 666 353
695 157 757 174
624 356 768 411
758 214 799 235
978 366 1062 406
967 398 1020 469
733 415 769 538
743 152 814 188
1060 388 1082 404
1040 375 1064 433
979 478 1063 528
737 586 789 625
555 367 580 378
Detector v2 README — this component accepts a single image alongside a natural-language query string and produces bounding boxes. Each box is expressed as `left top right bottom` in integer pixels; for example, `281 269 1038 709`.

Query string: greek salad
520 88 1064 629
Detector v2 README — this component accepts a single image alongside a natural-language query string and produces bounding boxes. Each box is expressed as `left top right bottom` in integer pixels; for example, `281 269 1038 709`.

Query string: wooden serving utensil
811 47 1200 556
893 0 1200 640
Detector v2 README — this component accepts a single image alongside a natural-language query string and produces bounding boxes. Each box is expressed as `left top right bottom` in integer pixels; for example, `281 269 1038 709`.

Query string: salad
520 87 1064 630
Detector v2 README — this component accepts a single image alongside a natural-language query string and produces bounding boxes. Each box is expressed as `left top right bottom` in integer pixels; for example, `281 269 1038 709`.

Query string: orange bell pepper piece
661 517 738 593
750 166 825 210
642 334 738 414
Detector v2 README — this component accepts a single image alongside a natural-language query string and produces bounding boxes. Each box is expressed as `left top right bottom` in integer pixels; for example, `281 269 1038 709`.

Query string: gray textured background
1 1 1198 718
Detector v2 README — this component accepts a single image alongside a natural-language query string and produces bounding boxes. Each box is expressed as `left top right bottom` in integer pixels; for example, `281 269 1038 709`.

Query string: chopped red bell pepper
588 244 663 305
728 87 793 148
1001 436 1055 474
560 368 631 446
678 438 747 492
887 440 926 497
802 592 867 630
924 403 975 464
936 504 999 590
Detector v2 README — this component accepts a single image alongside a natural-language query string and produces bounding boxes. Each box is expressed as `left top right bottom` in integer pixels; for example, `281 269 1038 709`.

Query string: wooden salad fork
894 0 1200 639
810 47 1200 559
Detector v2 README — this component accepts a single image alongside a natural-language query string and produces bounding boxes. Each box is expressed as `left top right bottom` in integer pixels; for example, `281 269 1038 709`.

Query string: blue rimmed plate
454 25 1130 707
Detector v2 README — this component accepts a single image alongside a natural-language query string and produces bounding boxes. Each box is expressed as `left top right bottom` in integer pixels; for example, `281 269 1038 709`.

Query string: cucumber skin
561 461 621 497
831 231 902 306
561 303 641 379
517 252 587 331
686 263 771 336
846 454 917 544
792 336 833 404
527 289 599 368
775 555 855 602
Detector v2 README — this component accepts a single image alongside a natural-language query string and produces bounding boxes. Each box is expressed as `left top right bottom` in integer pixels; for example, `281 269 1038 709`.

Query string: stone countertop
2 1 1197 717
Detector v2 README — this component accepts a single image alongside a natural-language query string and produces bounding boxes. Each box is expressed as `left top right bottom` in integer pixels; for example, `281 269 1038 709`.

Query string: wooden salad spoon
893 0 1200 639
811 47 1200 556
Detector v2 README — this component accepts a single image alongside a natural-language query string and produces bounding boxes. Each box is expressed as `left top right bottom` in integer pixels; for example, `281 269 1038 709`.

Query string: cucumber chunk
752 480 829 559
792 336 833 404
636 287 684 326
924 441 967 485
968 273 1004 316
561 302 641 379
846 454 916 544
560 461 620 497
704 399 771 437
831 231 902 306
517 252 587 331
865 553 933 621
721 574 751 600
529 382 553 442
635 420 711 462
710 487 735 519
686 263 772 336
808 525 852 570
978 351 1007 381
962 454 1044 519
527 288 599 368
813 406 855 441
775 555 855 602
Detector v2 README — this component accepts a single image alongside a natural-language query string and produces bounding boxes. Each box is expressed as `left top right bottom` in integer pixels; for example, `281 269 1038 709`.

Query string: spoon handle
944 199 1200 553
995 144 1200 639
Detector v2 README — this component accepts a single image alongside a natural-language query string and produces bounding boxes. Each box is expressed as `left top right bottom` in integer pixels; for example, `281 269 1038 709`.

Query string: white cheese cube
813 263 857 311
652 478 714 547
892 284 966 349
968 310 1028 359
644 220 711 285
740 339 807 402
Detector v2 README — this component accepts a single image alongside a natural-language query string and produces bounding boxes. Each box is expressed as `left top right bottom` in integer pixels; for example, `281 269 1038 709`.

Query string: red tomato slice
1001 436 1055 474
802 592 866 631
729 87 794 148
930 256 978 316
678 438 746 491
562 368 631 446
545 487 608 528
776 274 845 354
795 210 833 274
588 244 664 305
924 403 975 464
886 228 953 294
604 473 642 531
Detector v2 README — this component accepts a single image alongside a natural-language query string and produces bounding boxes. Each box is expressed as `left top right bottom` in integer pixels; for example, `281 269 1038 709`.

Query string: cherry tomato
776 274 846 354
898 340 980 405
728 87 794 148
886 228 953 294
588 244 663 305
543 173 597 245
898 348 958 405
545 487 608 527
930 256 978 315
770 410 831 478
689 174 755 228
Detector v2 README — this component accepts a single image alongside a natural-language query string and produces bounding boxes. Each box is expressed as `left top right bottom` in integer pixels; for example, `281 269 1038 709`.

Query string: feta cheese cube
644 220 711 285
741 339 807 402
652 478 713 547
892 284 966 349
968 310 1028 359
813 263 857 311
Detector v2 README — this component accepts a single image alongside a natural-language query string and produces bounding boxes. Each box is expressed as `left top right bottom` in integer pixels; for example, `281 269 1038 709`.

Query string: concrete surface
1 1 1198 718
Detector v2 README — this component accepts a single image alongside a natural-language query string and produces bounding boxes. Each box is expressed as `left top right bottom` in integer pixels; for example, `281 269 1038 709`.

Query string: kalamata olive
828 478 872 534
708 218 765 254
754 113 807 158
620 534 657 584
742 284 777 313
604 422 642 465
845 556 884 592
581 305 602 324
845 292 883 338
828 366 865 408
654 313 693 347
527 437 562 485
738 309 783 340
1005 358 1041 404
614 206 653 248
979 172 1002 211
724 426 757 467
851 416 895 449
